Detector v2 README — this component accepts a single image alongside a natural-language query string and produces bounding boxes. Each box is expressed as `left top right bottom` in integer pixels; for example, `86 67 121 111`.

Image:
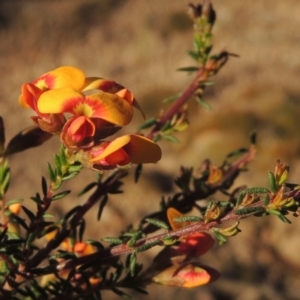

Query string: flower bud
153 262 220 288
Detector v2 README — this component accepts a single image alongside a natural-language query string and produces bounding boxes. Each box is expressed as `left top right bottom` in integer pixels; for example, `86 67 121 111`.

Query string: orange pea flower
78 134 162 170
152 208 219 288
167 207 214 261
42 228 100 287
19 66 162 168
38 87 133 147
153 262 220 288
19 66 141 144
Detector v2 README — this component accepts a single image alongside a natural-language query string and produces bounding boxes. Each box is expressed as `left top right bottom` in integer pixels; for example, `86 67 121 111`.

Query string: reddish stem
147 67 207 139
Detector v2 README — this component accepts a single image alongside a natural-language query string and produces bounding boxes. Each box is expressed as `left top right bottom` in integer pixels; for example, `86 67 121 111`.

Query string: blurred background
1 0 300 299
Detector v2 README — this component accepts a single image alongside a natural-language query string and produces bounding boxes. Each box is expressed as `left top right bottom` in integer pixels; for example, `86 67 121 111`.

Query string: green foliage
0 1 299 299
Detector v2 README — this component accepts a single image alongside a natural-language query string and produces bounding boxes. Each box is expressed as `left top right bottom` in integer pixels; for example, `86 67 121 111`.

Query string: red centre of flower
104 148 131 166
67 116 95 143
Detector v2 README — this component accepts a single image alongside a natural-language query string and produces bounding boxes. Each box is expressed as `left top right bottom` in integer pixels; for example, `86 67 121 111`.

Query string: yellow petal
37 88 84 114
90 135 131 162
85 92 133 125
35 66 85 91
124 134 162 164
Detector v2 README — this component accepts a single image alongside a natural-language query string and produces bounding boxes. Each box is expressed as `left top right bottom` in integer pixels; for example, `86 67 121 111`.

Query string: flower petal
123 134 162 164
167 207 189 230
67 116 96 143
92 135 161 164
33 66 85 91
84 92 133 125
83 79 145 118
38 88 85 114
116 89 145 119
82 77 124 93
38 88 133 126
104 148 130 166
152 263 220 288
90 135 131 162
19 83 43 109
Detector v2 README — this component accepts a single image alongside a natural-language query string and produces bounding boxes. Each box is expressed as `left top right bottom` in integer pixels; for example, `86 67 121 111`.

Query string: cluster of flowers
152 208 219 288
19 66 161 169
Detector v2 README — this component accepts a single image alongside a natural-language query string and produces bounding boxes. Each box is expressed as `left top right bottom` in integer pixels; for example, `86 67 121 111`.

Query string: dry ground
1 0 300 299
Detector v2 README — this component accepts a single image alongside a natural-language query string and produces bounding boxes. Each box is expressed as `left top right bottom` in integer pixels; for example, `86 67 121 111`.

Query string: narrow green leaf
213 230 227 245
0 227 8 242
236 192 245 206
268 171 277 192
11 215 29 231
1 169 10 193
162 134 179 143
177 66 199 72
30 194 43 205
235 207 265 215
111 287 131 299
195 97 211 110
41 176 47 196
50 252 76 260
97 194 108 221
102 237 123 245
145 218 169 229
188 50 201 60
60 146 67 165
123 231 144 238
160 120 171 132
25 233 35 248
244 187 270 194
22 205 35 222
61 171 79 181
4 238 25 245
226 148 248 158
51 190 71 201
131 287 148 295
63 206 80 222
47 163 56 182
162 93 181 104
267 209 291 224
135 240 161 253
24 286 38 300
78 219 86 242
134 164 143 183
130 253 137 276
264 194 270 206
54 154 62 171
138 117 157 130
174 215 202 223
127 236 138 247
77 182 97 197
68 163 83 172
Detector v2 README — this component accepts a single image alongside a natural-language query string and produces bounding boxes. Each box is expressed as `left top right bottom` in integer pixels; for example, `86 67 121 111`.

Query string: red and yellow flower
152 262 220 288
166 207 214 261
77 134 162 170
151 208 219 288
19 66 161 169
